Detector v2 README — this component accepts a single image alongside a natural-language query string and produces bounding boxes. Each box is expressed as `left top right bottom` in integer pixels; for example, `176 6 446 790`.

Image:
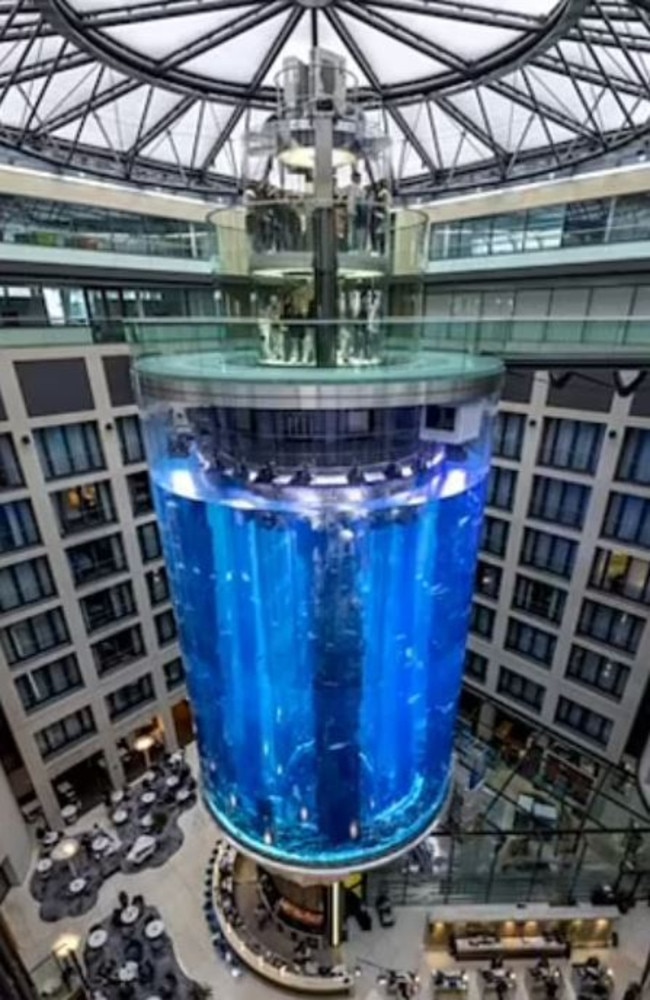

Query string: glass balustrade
429 191 650 261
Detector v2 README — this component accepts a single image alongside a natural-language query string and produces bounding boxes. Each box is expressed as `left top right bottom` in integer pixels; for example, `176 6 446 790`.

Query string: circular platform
135 348 503 410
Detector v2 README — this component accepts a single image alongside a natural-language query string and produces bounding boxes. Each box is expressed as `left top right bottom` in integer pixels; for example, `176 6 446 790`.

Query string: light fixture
291 467 312 486
278 146 356 171
53 933 81 959
134 733 155 769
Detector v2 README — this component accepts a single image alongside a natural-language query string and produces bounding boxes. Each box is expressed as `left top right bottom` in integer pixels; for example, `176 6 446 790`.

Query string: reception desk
426 904 617 958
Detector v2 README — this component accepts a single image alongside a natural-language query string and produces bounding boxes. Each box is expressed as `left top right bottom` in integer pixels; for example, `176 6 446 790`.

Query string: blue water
152 456 488 870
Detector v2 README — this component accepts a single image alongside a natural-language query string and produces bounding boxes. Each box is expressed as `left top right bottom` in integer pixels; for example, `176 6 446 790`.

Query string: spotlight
291 467 312 486
384 461 402 480
255 463 275 485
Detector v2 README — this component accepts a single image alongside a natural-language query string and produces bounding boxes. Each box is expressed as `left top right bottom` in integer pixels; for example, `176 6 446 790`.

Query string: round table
42 831 59 847
143 770 156 783
166 775 180 789
120 904 140 926
119 962 138 983
69 877 87 895
87 928 108 950
36 858 53 875
176 787 191 803
112 808 128 825
61 804 78 823
92 835 110 854
144 919 165 940
110 789 125 805
140 813 153 829
141 791 156 806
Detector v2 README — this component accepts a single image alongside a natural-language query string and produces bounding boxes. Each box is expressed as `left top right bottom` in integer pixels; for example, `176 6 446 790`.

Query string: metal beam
77 0 260 30
34 78 142 134
157 0 291 71
128 93 194 156
198 4 302 173
0 51 93 88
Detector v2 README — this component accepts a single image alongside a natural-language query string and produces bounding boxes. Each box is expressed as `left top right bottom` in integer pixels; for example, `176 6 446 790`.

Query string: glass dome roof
1 0 650 197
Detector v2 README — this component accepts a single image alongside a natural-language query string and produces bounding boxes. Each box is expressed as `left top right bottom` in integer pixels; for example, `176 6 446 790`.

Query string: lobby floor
3 744 649 1000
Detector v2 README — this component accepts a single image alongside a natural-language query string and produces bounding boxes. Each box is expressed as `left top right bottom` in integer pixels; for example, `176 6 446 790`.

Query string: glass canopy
1 0 650 196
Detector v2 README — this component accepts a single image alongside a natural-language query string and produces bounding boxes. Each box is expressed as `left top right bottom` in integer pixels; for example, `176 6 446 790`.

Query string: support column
312 113 338 367
478 701 497 741
324 881 343 948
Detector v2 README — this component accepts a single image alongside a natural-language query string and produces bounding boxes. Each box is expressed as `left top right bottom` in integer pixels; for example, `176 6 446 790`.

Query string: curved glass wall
134 347 500 871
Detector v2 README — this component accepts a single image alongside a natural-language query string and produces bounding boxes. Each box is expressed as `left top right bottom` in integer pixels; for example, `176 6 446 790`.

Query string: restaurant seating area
427 954 620 1000
202 841 354 994
82 891 201 1000
29 750 197 922
572 957 615 1000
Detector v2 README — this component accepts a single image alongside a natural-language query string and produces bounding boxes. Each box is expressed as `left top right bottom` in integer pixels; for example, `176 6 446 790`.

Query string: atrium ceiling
1 0 650 197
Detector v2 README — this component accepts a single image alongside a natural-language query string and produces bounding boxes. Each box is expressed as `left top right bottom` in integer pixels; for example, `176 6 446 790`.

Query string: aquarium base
204 770 452 882
211 844 354 994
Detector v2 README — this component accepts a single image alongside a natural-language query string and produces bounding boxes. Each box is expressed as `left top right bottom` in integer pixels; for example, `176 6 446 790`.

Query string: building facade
0 343 188 832
467 367 650 764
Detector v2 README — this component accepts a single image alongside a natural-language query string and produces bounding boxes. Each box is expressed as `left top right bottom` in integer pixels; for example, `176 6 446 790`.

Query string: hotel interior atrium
0 3 649 1000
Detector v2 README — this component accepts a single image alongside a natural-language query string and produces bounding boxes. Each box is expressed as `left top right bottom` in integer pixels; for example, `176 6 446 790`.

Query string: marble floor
3 744 649 1000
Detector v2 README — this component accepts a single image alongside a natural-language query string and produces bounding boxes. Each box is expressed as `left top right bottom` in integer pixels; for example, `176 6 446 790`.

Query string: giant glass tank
134 343 502 873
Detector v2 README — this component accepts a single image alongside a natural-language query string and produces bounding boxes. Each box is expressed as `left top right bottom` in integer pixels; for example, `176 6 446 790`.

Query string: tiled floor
3 744 649 1000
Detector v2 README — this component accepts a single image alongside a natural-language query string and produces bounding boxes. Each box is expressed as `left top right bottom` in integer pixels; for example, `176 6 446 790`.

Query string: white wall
0 765 30 885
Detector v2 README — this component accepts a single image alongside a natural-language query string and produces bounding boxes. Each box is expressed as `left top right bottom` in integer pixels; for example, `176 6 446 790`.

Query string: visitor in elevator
372 178 391 255
344 169 363 250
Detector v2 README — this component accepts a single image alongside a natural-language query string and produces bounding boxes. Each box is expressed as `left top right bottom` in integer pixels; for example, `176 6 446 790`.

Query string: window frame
34 421 105 481
505 616 556 667
497 665 545 713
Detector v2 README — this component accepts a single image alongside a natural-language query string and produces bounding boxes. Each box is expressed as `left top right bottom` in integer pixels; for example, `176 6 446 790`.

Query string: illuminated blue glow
151 442 490 870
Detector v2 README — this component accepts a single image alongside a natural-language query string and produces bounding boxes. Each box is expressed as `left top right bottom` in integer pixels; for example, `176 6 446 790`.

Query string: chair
140 960 155 986
125 938 143 963
132 893 144 909
118 890 129 909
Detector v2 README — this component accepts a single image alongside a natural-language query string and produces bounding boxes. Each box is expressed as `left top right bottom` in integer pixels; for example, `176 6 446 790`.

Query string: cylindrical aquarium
133 341 502 873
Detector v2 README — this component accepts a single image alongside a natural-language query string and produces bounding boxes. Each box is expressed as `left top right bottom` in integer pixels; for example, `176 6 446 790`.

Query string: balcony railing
124 315 650 367
2 223 216 261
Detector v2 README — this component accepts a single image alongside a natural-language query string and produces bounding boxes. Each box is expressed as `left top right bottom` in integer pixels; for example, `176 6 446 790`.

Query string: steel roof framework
0 0 648 197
